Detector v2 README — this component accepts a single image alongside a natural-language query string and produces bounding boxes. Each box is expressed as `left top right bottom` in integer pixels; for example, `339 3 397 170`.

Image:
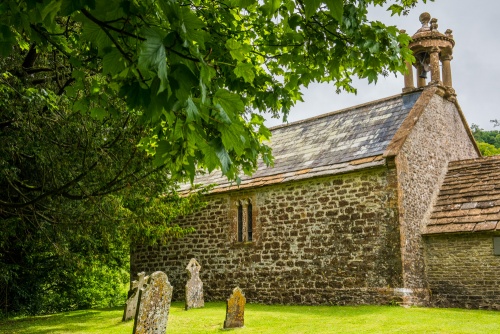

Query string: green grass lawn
1 302 500 334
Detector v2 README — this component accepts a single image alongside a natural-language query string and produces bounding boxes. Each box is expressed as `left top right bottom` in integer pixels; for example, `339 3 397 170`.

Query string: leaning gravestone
223 287 246 329
123 272 149 322
185 258 204 310
133 271 173 334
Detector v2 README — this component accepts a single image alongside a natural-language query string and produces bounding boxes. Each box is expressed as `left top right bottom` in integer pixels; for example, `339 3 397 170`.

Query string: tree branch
80 9 145 41
0 162 98 208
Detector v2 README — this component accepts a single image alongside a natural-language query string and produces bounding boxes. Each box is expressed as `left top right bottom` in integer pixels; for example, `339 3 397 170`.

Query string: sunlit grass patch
1 302 500 333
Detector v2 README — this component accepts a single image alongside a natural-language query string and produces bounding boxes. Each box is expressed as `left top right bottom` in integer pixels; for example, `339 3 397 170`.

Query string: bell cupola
402 13 456 99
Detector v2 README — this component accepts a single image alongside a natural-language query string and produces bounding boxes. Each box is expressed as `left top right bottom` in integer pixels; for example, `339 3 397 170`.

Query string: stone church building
132 14 500 309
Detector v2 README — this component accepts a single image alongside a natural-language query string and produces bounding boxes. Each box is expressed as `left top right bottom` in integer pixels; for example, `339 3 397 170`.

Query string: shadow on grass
0 307 131 334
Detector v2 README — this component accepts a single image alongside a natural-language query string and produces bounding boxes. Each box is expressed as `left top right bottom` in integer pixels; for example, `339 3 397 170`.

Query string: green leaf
199 64 216 104
80 19 110 51
197 139 219 172
240 0 257 9
213 89 244 118
303 0 321 19
102 48 126 75
200 64 216 85
325 0 343 22
138 28 168 93
221 123 245 155
215 107 232 125
73 98 89 113
0 25 15 57
288 14 302 30
234 62 255 84
139 29 166 70
38 0 62 22
157 60 169 94
60 0 93 16
262 0 281 17
365 69 378 84
214 140 232 174
173 119 185 140
170 64 197 102
178 7 206 47
90 107 107 120
369 42 379 54
225 39 252 61
152 140 168 167
185 97 200 122
120 82 150 110
387 4 404 16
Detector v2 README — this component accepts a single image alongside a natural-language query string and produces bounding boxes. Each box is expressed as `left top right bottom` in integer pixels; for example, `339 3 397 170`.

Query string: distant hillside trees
471 121 500 156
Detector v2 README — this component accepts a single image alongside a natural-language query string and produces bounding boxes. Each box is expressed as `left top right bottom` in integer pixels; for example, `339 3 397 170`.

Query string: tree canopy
0 48 206 314
1 0 422 183
471 121 500 156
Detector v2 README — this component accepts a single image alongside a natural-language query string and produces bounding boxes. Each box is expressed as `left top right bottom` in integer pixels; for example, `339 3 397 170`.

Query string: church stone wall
395 93 479 305
131 166 405 305
424 233 500 310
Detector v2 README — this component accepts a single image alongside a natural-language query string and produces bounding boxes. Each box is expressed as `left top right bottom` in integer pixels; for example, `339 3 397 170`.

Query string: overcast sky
265 0 500 130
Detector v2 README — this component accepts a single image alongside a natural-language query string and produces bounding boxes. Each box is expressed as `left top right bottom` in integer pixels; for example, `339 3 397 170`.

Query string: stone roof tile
425 155 500 234
182 91 422 193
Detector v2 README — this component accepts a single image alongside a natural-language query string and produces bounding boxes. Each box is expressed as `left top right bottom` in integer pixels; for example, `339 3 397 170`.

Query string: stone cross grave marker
123 272 149 322
185 258 204 310
223 287 246 329
133 271 173 334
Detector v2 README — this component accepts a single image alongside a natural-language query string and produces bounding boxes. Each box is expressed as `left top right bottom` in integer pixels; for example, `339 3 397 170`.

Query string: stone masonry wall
131 166 405 305
395 93 479 305
424 233 500 310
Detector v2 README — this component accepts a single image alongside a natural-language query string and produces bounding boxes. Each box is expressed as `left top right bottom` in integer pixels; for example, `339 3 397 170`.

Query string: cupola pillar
403 13 456 98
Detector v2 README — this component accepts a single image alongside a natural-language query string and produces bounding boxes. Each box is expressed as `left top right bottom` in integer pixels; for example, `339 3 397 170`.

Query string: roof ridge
449 155 500 167
268 92 406 131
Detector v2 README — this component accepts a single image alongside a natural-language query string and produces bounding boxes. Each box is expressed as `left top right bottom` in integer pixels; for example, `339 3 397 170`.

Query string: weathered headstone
185 258 204 310
223 287 246 329
133 271 173 334
123 272 149 322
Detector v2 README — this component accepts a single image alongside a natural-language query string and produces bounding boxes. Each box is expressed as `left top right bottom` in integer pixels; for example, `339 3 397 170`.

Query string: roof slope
426 156 500 234
184 91 422 192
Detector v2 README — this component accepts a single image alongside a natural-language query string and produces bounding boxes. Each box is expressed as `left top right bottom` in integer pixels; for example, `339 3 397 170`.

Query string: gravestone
133 271 173 334
223 287 246 329
185 258 204 310
123 272 149 322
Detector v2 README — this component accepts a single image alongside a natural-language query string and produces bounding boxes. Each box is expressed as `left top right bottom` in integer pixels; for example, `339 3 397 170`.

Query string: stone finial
445 29 453 38
405 12 455 95
223 287 246 329
419 12 431 31
430 18 438 31
133 271 173 334
123 272 149 322
185 258 204 310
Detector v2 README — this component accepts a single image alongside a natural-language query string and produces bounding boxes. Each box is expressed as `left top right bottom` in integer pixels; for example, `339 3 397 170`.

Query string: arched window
247 201 253 242
237 202 243 242
235 198 254 243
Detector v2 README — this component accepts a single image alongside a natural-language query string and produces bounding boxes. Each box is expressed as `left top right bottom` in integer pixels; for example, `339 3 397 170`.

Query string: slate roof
182 91 422 193
426 156 500 234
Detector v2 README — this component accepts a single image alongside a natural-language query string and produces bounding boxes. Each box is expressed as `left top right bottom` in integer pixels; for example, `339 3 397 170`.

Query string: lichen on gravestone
123 272 149 322
185 258 204 310
223 287 246 329
133 271 173 334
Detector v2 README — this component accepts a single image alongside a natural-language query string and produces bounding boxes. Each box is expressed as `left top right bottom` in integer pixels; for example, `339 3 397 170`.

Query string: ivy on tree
2 0 421 183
